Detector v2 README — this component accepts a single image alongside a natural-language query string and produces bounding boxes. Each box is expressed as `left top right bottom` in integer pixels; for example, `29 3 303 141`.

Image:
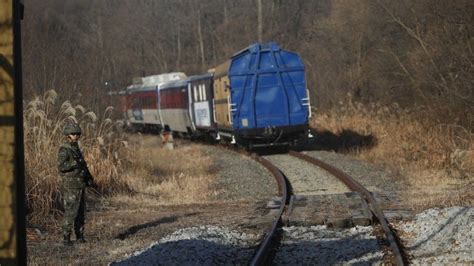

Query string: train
119 42 313 148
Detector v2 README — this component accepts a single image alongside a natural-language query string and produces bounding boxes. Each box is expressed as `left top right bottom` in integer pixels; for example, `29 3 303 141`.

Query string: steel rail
288 151 405 266
249 154 290 266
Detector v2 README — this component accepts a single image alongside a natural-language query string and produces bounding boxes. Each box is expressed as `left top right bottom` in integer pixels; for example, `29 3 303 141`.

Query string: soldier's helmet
63 122 82 136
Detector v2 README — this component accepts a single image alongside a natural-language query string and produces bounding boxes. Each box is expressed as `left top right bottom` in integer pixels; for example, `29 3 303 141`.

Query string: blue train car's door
254 50 293 128
229 42 309 131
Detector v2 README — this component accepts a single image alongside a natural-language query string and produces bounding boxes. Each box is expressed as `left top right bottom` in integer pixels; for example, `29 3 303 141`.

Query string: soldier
57 122 94 246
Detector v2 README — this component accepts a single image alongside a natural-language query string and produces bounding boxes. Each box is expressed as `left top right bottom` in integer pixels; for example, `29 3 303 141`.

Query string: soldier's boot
76 234 86 243
75 229 86 243
63 233 73 246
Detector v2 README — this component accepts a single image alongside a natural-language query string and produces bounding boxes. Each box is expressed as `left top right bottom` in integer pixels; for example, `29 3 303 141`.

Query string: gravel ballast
112 224 385 265
275 225 384 265
264 154 351 195
203 146 277 201
394 206 474 265
111 208 473 264
110 147 472 265
111 226 259 265
304 150 400 193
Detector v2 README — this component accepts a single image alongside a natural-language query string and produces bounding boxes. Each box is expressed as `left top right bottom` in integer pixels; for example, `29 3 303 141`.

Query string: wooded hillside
22 0 473 128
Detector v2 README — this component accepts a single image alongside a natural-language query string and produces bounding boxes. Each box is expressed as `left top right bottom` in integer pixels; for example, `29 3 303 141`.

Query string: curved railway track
248 150 406 266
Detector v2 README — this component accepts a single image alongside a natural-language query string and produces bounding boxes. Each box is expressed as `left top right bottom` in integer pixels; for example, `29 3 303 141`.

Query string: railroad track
248 150 406 266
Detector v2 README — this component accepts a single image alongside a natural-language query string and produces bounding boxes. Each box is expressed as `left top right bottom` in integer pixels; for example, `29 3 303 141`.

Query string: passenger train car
158 74 215 135
121 42 312 147
123 72 186 131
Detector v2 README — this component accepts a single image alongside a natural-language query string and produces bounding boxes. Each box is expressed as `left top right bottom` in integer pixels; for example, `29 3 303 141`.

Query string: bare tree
21 0 474 128
257 0 263 42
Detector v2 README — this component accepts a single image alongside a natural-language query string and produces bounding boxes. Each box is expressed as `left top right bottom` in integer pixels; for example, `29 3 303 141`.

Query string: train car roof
231 42 281 58
142 72 186 86
160 79 188 89
126 72 188 93
187 73 213 82
125 84 154 93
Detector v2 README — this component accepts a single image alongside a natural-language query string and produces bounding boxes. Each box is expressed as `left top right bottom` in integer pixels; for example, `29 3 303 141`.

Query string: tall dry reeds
312 96 473 208
24 90 129 224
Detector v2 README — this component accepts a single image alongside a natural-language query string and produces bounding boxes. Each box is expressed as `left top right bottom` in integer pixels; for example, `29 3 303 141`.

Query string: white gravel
394 206 474 265
112 207 473 265
111 225 384 265
264 154 351 195
111 226 259 265
274 225 384 265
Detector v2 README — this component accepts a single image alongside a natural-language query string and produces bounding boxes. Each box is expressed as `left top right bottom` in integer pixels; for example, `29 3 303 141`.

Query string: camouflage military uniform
58 123 93 245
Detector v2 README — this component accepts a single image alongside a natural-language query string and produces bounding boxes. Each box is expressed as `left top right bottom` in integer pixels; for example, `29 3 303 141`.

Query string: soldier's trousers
62 187 85 237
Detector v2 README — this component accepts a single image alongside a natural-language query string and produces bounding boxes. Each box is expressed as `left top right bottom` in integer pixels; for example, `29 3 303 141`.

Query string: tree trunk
176 25 181 70
197 5 205 69
257 0 263 42
224 0 228 24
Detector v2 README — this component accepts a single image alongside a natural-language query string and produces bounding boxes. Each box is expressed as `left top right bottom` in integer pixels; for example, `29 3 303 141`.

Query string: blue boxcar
227 42 311 145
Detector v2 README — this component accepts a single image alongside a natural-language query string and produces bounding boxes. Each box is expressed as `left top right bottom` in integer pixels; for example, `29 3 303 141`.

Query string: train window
200 84 204 101
194 85 198 102
197 85 200 101
132 98 139 108
202 84 206 100
199 84 203 101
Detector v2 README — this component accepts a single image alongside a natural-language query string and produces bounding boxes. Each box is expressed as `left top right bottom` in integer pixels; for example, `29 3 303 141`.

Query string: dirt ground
27 137 277 265
26 138 472 264
27 196 269 265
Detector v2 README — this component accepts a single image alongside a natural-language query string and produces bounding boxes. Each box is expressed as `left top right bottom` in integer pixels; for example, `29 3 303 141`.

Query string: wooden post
0 0 26 264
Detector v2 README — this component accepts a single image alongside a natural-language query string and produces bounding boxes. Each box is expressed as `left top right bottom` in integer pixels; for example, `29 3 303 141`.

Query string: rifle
73 155 96 187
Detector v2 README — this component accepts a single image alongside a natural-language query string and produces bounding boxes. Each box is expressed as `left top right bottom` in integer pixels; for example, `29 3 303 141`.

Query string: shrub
312 96 473 208
24 90 128 224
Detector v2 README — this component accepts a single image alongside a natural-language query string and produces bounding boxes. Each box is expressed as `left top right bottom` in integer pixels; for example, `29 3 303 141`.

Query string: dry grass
312 97 473 210
24 90 129 225
25 90 218 226
115 135 219 206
